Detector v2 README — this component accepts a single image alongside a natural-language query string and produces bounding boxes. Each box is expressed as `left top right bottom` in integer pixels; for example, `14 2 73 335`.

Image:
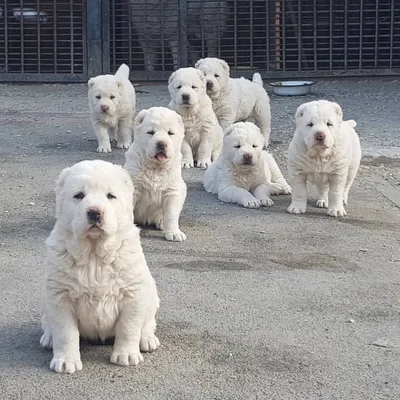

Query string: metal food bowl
269 81 315 96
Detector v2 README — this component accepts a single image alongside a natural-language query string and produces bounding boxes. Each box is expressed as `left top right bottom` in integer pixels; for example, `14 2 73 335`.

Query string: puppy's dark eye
96 95 101 99
214 74 219 78
177 85 182 89
234 145 241 149
110 95 115 100
253 145 258 148
327 122 333 127
107 193 116 200
307 122 314 127
74 192 85 200
168 131 174 136
147 130 155 135
192 85 197 89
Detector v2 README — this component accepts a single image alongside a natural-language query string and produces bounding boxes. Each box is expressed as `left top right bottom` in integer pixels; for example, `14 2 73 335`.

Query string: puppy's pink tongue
156 153 166 161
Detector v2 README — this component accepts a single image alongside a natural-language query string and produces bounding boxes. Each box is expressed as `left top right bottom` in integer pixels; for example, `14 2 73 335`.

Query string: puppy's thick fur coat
287 100 361 217
195 58 271 146
204 122 291 208
40 160 159 373
168 67 223 169
124 107 187 241
88 64 136 153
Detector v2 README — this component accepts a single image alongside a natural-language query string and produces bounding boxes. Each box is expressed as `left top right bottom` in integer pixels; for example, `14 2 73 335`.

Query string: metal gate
0 0 399 82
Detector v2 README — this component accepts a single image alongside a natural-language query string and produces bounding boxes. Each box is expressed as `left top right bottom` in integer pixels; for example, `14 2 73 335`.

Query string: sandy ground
0 79 399 400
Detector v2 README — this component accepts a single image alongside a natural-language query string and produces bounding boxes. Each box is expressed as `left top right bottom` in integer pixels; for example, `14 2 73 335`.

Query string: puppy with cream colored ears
40 160 160 374
195 57 271 147
287 100 361 217
124 107 187 241
88 63 136 153
204 122 291 208
168 67 223 169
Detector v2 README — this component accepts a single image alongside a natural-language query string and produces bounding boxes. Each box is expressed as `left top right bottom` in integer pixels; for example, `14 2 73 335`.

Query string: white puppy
88 64 136 153
204 122 291 208
124 107 187 242
287 100 361 217
195 57 271 146
168 67 223 169
40 160 160 374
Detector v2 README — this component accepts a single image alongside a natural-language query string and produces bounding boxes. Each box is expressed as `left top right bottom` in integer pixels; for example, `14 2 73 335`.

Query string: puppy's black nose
87 209 102 224
182 94 190 103
243 154 252 161
315 132 325 141
206 81 213 89
156 141 167 151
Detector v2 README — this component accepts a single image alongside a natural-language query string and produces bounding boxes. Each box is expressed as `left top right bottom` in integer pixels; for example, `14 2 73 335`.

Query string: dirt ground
0 79 399 400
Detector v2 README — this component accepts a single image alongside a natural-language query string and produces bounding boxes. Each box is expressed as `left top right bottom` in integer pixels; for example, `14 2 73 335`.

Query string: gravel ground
0 79 399 400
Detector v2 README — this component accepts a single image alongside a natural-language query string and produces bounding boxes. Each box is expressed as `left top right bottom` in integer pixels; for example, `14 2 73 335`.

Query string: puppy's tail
115 63 130 80
252 73 263 87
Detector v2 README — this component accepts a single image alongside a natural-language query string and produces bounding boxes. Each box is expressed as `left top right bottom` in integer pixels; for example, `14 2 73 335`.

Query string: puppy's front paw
182 159 194 169
140 335 160 353
110 350 144 366
241 198 260 209
50 353 82 374
258 197 274 207
197 159 212 169
40 331 53 349
279 183 292 195
97 144 112 153
116 141 131 150
287 203 306 214
316 199 328 208
165 230 187 242
327 207 347 217
269 183 291 196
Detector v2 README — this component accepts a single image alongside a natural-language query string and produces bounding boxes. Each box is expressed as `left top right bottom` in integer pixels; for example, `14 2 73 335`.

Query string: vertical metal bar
86 0 103 77
234 0 237 69
53 0 57 73
20 0 24 73
178 0 188 67
101 0 110 74
374 0 379 69
250 0 253 68
298 0 301 71
265 0 269 71
313 0 317 71
144 0 148 70
359 0 363 69
390 0 394 68
70 0 74 73
111 0 116 72
282 0 286 71
344 0 348 70
4 0 8 73
37 0 41 73
160 0 165 71
329 0 332 71
218 0 221 58
201 0 205 57
274 0 281 71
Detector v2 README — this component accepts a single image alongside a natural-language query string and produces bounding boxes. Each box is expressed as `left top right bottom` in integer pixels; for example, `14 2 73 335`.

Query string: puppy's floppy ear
219 59 230 73
332 102 343 121
195 69 206 83
88 78 95 89
224 124 237 136
168 71 176 85
295 104 306 120
55 167 71 219
194 59 204 69
135 109 148 126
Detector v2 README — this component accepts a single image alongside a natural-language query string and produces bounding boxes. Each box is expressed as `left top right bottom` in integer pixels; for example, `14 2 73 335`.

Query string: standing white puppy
40 160 160 373
168 67 223 169
124 107 187 242
287 100 361 217
88 64 136 153
204 122 291 208
195 57 271 146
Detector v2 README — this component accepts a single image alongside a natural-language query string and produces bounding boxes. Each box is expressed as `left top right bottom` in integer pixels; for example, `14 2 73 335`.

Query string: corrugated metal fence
0 0 399 82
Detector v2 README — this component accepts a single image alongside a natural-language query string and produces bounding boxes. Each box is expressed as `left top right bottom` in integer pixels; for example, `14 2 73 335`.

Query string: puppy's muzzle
315 132 325 144
206 81 213 90
182 94 190 104
100 105 109 113
242 154 253 164
87 208 102 225
156 141 167 153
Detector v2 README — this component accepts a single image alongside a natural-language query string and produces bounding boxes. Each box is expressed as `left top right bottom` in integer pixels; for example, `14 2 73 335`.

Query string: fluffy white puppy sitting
88 63 136 153
204 122 291 208
124 107 187 242
40 160 160 374
195 57 271 146
168 67 223 169
287 100 361 217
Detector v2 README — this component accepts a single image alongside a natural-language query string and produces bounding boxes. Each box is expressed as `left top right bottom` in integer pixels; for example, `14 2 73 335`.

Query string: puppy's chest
135 176 170 205
99 114 118 128
230 169 263 190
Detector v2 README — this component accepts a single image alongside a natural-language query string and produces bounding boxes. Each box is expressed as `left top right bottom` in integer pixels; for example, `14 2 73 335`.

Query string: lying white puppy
195 57 271 146
168 67 223 169
204 122 291 208
124 107 187 241
40 160 160 373
88 64 136 153
287 100 361 217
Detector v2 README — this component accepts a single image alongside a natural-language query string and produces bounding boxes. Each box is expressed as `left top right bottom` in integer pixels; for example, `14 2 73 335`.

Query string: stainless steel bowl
269 81 315 96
